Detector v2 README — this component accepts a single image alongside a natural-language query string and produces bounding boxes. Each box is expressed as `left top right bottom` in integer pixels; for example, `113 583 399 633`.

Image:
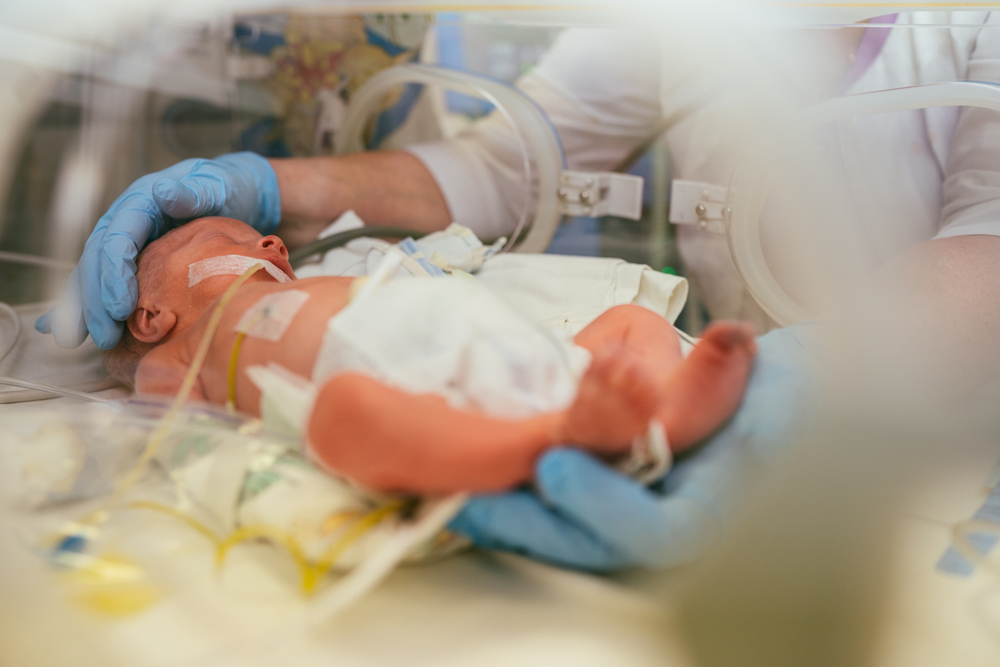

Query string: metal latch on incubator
556 171 643 220
668 180 730 234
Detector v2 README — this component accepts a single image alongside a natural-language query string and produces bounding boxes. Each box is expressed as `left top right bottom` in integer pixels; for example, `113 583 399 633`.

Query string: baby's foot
658 321 757 452
558 345 661 455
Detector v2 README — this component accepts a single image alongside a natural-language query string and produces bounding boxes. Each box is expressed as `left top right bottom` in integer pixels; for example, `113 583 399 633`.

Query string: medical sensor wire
288 227 426 268
0 251 74 270
0 376 107 402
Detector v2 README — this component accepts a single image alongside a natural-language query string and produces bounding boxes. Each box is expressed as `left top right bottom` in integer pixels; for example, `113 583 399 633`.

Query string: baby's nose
257 235 288 257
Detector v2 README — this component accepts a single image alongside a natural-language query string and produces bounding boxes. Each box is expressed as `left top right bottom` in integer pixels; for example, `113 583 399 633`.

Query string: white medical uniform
408 12 1000 331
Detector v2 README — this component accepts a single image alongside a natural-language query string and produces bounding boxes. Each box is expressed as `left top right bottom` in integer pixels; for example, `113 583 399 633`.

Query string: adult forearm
848 234 1000 395
270 151 452 249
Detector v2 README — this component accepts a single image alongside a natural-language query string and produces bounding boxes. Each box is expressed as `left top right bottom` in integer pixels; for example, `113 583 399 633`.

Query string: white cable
673 325 698 349
0 301 22 366
0 301 114 403
0 251 75 270
0 376 108 403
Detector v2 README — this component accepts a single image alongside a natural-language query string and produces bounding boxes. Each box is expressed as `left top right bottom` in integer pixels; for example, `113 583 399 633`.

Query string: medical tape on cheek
234 290 311 342
188 255 292 287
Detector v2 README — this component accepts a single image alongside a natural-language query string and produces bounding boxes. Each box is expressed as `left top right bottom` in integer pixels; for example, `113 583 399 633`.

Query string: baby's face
124 217 294 348
157 217 295 299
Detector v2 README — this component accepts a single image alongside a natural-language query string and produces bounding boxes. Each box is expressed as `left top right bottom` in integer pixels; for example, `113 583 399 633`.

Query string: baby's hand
558 345 660 455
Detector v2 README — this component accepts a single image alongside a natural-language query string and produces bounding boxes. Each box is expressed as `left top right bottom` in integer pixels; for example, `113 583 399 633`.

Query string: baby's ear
128 306 177 344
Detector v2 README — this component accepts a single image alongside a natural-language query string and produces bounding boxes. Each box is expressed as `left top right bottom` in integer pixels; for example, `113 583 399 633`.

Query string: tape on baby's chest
234 289 311 342
227 289 312 411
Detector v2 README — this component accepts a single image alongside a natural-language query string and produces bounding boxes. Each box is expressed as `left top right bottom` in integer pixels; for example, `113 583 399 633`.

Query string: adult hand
447 323 822 570
36 152 281 349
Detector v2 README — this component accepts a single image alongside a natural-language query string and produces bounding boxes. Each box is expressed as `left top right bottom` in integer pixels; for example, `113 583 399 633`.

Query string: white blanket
295 211 689 338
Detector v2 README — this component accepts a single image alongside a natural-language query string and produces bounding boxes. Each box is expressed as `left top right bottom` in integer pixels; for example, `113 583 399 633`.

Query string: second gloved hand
36 152 281 349
447 323 823 570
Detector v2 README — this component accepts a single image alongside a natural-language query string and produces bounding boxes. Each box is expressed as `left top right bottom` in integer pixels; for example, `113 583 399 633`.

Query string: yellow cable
227 332 248 411
226 306 271 411
125 501 221 545
303 500 408 594
319 509 365 537
215 524 312 584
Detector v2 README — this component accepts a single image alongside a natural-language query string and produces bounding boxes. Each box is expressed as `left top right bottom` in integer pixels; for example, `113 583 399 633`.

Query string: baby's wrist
547 410 571 445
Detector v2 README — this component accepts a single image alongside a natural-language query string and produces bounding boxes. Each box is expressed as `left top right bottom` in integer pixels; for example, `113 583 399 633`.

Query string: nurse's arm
270 152 452 249
861 234 1000 393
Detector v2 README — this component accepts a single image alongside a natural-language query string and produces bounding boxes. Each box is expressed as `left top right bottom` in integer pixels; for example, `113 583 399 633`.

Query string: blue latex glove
35 152 281 349
447 323 822 570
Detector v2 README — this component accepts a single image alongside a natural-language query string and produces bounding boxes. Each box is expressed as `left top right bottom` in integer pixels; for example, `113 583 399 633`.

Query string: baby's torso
163 274 589 421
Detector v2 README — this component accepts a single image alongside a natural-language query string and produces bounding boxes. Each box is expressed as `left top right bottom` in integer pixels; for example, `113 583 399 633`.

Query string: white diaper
312 275 592 419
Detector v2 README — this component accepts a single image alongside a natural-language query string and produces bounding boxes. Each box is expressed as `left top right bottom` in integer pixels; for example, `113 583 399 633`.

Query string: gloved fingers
535 448 720 568
447 490 630 571
46 267 91 348
211 152 282 234
152 172 225 221
722 324 822 462
33 311 52 334
98 233 141 325
95 200 161 323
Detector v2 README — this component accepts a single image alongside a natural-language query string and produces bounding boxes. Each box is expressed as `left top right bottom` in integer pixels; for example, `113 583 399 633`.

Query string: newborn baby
107 217 757 494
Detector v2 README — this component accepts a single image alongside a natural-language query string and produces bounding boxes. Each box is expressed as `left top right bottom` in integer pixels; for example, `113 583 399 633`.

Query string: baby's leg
573 307 756 454
563 306 681 454
657 321 757 452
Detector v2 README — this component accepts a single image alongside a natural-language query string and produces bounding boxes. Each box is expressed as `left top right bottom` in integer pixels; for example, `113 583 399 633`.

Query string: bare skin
132 217 757 494
272 152 452 248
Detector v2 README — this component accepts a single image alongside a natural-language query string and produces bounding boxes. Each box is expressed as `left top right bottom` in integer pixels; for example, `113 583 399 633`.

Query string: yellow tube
125 501 221 545
303 500 408 594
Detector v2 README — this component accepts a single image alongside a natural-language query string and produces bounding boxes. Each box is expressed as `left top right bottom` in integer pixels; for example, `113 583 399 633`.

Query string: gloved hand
447 323 823 570
36 152 281 349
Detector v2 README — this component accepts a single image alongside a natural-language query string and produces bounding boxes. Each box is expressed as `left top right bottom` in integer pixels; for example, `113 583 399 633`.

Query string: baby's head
104 217 293 387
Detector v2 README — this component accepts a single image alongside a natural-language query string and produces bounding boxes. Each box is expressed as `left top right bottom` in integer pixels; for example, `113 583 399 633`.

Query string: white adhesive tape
235 290 311 342
188 255 292 287
245 362 318 433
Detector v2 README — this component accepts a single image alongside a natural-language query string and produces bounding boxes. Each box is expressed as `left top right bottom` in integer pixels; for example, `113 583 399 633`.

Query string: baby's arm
307 346 663 495
307 373 568 494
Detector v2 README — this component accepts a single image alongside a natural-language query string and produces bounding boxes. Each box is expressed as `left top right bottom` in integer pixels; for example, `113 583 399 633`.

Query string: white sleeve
406 27 664 240
936 13 1000 240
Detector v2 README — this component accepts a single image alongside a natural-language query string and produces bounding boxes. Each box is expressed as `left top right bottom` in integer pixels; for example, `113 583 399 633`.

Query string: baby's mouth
268 255 296 281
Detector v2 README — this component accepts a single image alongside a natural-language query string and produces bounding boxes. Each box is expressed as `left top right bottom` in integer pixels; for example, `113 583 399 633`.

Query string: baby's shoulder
134 341 191 397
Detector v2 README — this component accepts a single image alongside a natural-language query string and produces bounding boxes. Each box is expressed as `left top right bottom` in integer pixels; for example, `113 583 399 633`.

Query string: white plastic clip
669 180 731 234
557 171 643 220
618 419 672 485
